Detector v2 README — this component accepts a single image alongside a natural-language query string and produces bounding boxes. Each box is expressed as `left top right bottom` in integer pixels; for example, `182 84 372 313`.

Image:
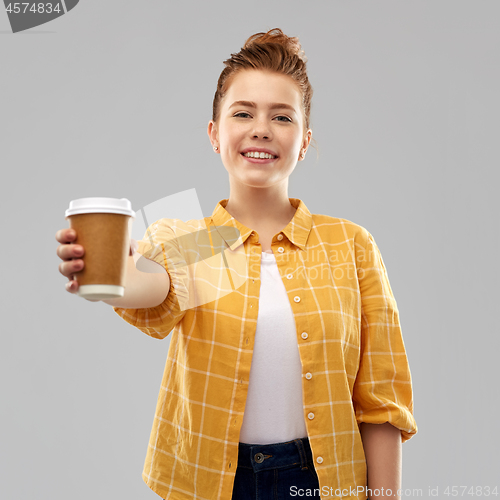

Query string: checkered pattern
113 198 417 500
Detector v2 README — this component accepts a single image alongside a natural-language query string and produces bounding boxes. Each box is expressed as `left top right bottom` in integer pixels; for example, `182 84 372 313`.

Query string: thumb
129 238 138 256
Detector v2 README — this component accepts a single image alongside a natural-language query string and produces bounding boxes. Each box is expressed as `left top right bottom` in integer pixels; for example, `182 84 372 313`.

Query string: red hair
212 28 316 148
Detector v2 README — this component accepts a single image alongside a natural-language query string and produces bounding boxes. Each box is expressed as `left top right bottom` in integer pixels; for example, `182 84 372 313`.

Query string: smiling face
208 69 312 189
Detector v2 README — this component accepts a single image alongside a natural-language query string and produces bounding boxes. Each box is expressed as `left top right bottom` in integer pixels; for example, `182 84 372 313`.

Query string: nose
251 117 272 140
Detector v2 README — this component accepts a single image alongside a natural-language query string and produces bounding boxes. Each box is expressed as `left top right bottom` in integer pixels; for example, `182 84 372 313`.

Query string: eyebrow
228 100 297 113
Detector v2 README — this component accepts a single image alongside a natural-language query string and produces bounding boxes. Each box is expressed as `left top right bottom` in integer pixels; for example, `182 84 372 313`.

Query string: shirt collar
208 198 313 252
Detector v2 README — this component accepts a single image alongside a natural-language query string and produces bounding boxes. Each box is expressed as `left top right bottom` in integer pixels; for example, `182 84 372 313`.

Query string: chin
242 178 279 188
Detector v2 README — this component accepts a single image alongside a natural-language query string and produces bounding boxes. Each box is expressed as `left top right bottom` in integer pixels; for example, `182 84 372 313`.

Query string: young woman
56 28 417 500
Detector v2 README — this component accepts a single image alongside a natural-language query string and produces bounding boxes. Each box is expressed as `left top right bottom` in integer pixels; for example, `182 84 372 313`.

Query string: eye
233 112 291 122
275 116 292 122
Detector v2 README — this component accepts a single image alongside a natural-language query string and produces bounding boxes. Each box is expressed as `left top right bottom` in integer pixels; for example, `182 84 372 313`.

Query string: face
208 69 312 189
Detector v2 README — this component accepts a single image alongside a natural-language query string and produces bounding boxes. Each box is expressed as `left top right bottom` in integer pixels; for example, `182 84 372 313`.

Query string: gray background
1 1 498 499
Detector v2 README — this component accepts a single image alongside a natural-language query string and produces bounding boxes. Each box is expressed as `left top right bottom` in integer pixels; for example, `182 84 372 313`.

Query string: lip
241 153 278 164
240 147 278 157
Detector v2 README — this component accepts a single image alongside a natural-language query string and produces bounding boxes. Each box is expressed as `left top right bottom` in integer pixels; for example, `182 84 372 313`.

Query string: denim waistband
237 437 313 473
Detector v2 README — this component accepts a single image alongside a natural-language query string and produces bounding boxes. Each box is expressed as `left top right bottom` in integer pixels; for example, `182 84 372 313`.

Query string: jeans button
254 452 265 463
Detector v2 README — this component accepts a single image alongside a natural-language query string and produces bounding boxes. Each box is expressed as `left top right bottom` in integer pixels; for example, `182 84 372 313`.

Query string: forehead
223 69 301 108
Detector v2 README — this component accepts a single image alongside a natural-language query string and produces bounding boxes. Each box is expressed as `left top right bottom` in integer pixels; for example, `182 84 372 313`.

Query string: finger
58 258 84 278
65 276 80 294
56 228 76 243
129 238 138 256
56 243 84 261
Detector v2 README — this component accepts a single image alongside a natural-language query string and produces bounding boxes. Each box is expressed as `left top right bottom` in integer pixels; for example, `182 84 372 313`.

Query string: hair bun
212 27 314 137
243 28 308 63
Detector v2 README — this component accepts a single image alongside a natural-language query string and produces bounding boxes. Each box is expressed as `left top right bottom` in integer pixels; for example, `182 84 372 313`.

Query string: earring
213 146 219 152
300 149 305 159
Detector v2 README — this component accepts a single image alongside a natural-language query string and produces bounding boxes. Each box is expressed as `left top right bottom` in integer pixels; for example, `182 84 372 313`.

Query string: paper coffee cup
65 198 136 301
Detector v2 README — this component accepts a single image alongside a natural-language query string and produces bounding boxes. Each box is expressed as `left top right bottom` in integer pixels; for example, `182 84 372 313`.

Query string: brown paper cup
65 198 136 301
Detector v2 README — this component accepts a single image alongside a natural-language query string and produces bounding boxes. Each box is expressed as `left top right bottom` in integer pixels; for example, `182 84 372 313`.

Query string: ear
302 128 312 152
207 120 219 147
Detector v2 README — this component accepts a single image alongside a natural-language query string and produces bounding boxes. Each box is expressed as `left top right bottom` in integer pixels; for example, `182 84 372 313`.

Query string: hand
56 228 138 295
55 228 85 294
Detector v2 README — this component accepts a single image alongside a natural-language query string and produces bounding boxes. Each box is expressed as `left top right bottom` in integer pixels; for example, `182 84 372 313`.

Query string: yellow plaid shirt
113 198 417 500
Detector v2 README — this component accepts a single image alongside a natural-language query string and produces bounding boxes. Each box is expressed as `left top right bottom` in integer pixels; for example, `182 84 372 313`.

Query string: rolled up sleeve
112 218 189 340
352 229 418 443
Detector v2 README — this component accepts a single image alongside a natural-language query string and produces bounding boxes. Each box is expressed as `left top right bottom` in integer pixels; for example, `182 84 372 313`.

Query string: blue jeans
231 437 320 499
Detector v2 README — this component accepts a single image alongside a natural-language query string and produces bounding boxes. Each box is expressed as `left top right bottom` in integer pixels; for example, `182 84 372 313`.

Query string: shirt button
294 296 300 302
301 332 308 339
316 456 323 464
305 372 312 380
286 273 293 279
278 247 284 253
277 234 283 241
308 412 315 420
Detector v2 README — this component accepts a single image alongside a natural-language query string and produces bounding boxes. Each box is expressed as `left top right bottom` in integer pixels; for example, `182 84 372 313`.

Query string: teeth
243 151 277 159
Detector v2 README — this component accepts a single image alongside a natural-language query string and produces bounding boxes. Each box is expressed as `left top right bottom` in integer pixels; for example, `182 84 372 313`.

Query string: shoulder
311 213 372 245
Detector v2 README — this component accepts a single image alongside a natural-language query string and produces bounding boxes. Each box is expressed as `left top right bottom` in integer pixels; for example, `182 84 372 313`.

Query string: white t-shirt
239 251 308 444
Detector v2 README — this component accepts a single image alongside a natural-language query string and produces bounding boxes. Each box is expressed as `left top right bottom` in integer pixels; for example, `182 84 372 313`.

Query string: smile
240 153 278 164
242 151 277 159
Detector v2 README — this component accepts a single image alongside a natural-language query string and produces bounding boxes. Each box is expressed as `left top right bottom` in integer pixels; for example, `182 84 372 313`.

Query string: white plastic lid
65 197 136 219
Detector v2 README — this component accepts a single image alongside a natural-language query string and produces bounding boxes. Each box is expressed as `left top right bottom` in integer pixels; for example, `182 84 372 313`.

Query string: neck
224 180 296 229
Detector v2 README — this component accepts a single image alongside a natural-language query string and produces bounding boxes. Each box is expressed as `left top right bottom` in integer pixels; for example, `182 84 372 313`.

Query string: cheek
281 130 302 150
283 141 300 159
226 131 244 151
